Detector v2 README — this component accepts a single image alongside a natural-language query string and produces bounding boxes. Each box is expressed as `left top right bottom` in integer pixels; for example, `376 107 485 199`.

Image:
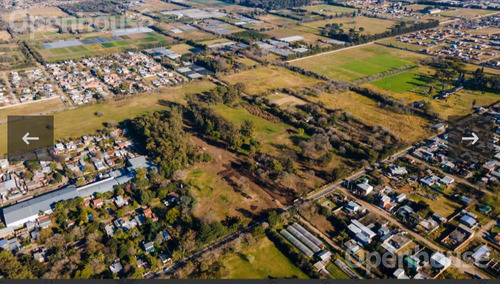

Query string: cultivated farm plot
36 31 174 62
223 66 324 95
308 91 431 143
290 44 427 81
303 16 397 35
223 236 309 279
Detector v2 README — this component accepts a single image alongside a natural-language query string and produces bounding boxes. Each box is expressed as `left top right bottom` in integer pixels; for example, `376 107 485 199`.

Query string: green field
223 237 308 279
408 192 462 218
214 105 289 142
307 91 431 143
371 68 429 93
290 44 427 81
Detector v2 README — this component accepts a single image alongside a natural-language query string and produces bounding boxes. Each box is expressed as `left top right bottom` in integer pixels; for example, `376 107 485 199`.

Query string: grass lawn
309 91 431 143
290 44 426 81
213 104 290 144
223 236 308 279
223 66 323 94
0 97 66 123
409 192 462 218
370 68 430 93
51 47 70 55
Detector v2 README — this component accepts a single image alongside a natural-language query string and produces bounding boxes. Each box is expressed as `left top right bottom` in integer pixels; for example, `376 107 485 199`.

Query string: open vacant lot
290 44 427 81
188 135 277 222
0 97 66 123
438 8 498 19
223 66 323 95
2 7 68 21
256 14 298 26
408 192 462 218
0 80 215 155
302 4 356 16
308 91 431 143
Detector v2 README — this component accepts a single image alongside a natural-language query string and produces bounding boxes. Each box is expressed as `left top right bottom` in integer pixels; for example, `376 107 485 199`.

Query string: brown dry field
3 7 68 21
187 134 283 221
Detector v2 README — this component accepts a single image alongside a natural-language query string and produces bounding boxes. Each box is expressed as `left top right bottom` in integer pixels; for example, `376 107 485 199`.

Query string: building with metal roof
2 171 133 228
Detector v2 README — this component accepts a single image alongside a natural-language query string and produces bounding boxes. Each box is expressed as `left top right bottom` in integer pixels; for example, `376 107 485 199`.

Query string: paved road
335 186 490 279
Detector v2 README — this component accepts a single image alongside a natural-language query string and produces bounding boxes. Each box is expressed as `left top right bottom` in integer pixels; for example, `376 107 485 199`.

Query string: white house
356 182 373 196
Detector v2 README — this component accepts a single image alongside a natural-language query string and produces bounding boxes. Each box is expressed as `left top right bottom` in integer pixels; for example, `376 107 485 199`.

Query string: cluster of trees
353 65 414 85
353 86 437 119
60 0 126 15
195 56 231 73
227 30 269 44
186 84 258 151
128 108 192 178
424 56 500 93
322 19 440 44
188 104 245 150
223 0 313 10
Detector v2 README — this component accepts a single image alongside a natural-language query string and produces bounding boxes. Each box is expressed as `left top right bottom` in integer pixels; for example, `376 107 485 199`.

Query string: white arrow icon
22 132 39 145
462 132 479 145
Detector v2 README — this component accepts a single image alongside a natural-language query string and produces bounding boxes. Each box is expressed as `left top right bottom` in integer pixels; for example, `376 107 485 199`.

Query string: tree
245 254 255 263
52 172 63 184
0 250 34 279
268 210 282 228
240 119 254 138
138 190 154 206
76 177 86 187
172 170 187 182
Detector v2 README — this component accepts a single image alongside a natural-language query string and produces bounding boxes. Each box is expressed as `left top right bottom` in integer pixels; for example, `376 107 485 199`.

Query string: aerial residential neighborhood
0 0 498 280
